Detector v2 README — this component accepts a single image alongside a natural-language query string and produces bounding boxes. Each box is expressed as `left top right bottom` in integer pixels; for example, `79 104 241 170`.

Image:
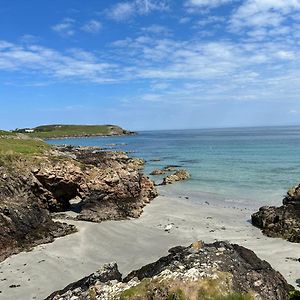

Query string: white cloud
0 41 117 83
230 0 300 32
185 0 234 13
20 34 39 44
196 15 226 27
81 20 102 33
107 0 169 21
141 93 163 102
186 0 232 8
52 18 75 37
1 14 300 105
179 17 191 24
141 24 171 35
107 2 135 21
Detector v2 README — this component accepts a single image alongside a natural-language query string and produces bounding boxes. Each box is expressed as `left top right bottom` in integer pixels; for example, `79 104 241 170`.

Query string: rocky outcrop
0 164 77 262
252 183 300 242
161 169 191 185
150 169 166 175
45 241 294 300
0 146 157 262
46 263 122 300
150 165 182 176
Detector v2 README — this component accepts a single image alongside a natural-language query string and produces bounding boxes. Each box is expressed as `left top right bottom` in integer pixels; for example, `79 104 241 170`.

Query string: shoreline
0 187 299 300
43 132 137 140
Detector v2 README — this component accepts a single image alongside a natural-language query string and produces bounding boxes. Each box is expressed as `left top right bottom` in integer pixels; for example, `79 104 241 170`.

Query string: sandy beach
0 187 299 300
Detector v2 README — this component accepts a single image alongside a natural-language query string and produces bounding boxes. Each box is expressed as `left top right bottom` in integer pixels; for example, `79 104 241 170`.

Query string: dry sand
0 187 299 300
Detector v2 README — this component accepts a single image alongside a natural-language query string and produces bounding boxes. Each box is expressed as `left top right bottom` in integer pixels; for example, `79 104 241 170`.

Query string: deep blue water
47 126 300 206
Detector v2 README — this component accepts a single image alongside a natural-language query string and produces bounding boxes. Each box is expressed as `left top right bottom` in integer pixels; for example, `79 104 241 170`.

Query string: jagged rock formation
0 146 157 262
45 241 294 300
252 183 300 242
161 169 191 185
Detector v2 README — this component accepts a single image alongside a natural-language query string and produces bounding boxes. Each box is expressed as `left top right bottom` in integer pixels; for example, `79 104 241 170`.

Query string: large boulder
45 241 295 300
252 183 300 242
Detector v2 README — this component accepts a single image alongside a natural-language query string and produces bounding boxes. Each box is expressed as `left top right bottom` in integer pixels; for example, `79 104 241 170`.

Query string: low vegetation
119 277 253 300
0 130 15 136
13 124 130 139
0 137 50 156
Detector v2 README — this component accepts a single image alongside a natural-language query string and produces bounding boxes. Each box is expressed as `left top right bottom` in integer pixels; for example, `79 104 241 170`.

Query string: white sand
0 188 299 300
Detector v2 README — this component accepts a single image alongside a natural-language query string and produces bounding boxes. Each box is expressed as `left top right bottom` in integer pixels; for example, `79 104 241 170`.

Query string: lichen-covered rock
45 263 122 300
161 169 191 185
252 184 300 242
0 146 157 262
45 241 294 300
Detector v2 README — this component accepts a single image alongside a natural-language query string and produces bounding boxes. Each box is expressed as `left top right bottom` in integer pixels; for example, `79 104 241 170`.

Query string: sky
0 0 300 130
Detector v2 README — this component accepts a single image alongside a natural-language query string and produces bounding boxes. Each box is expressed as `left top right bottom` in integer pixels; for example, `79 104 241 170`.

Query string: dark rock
9 284 20 288
252 184 300 242
45 241 294 300
45 263 121 300
163 165 181 172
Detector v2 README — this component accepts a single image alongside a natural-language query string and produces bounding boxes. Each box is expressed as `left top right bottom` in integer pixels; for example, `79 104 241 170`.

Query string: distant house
25 129 34 133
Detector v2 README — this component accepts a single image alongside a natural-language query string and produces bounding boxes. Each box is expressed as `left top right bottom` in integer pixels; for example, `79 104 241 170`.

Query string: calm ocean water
48 126 300 207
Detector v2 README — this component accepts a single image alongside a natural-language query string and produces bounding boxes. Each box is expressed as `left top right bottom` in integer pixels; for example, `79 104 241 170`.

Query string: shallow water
48 126 300 207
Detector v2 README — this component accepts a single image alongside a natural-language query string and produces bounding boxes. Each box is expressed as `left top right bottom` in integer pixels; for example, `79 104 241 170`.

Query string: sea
47 126 300 209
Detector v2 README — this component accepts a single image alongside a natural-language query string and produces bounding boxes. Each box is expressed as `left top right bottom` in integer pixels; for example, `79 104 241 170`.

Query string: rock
149 158 161 162
45 263 122 300
150 169 166 175
163 165 181 172
45 241 295 300
252 183 300 242
164 224 173 232
0 146 157 262
161 169 191 185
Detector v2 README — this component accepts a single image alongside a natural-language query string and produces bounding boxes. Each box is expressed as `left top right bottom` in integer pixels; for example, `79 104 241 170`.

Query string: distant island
12 124 136 139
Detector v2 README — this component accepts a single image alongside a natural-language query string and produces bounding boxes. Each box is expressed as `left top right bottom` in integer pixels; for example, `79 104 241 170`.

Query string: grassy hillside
0 129 49 156
0 130 15 136
14 124 134 139
0 138 50 155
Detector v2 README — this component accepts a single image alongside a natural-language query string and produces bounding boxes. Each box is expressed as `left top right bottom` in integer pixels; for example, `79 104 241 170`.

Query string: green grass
0 130 15 136
119 277 253 300
289 290 300 299
0 138 50 155
217 294 253 300
13 124 129 139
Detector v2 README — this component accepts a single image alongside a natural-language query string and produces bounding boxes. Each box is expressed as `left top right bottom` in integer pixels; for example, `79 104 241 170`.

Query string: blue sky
1 0 300 130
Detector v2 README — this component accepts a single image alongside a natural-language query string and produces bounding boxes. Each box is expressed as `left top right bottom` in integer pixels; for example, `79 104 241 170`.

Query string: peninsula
13 124 136 139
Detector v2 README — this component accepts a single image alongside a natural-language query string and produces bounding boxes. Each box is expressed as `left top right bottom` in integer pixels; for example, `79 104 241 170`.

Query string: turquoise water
47 126 300 207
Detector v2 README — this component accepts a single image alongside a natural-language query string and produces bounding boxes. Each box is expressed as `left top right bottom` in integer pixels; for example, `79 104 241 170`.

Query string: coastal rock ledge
46 241 294 300
0 146 157 262
252 184 300 242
